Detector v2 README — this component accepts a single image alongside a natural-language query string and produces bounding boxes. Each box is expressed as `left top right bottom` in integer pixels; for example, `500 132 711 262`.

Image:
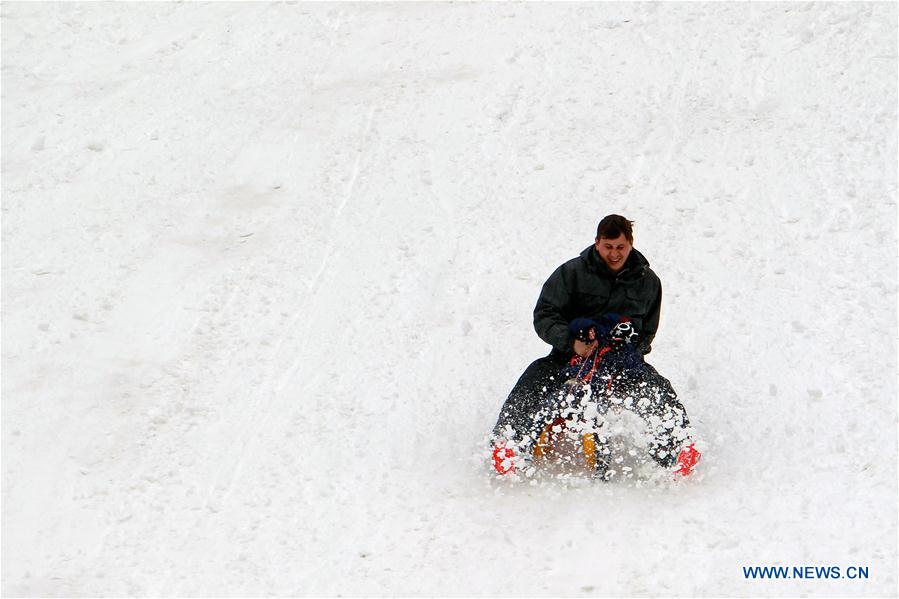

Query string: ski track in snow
2 3 897 597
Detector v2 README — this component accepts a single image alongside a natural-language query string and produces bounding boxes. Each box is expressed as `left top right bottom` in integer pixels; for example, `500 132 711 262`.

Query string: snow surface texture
2 2 897 597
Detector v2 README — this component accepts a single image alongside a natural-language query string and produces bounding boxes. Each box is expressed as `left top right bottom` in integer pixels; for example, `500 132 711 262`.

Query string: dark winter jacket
533 246 662 355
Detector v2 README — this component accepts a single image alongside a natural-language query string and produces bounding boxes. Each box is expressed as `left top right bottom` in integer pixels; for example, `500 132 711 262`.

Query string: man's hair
596 214 634 242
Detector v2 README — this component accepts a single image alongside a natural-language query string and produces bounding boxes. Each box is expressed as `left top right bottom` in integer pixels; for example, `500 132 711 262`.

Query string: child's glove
569 318 600 343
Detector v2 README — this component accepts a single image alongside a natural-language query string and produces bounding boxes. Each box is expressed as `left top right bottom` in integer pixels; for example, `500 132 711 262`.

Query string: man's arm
638 283 661 355
533 265 573 353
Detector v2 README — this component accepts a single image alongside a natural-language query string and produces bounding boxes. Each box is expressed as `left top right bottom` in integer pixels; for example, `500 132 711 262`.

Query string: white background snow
2 2 897 597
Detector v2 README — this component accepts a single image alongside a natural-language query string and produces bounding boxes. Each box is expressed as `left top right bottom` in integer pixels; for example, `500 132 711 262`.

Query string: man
534 214 661 358
491 214 698 477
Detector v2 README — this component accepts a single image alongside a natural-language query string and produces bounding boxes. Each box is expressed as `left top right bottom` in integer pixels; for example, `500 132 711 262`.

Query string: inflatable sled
491 318 701 480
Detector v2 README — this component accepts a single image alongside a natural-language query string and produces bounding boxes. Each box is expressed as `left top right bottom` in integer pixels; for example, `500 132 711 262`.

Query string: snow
2 2 897 596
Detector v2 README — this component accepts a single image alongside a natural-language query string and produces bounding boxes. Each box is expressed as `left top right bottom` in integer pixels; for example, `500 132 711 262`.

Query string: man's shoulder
551 253 591 283
543 246 585 271
559 254 587 271
628 249 661 284
643 265 661 284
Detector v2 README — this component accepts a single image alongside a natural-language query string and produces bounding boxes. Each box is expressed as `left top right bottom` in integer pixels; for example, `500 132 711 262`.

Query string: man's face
594 234 632 272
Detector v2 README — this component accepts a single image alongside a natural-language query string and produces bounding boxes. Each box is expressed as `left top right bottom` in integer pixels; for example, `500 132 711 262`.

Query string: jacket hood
580 245 650 280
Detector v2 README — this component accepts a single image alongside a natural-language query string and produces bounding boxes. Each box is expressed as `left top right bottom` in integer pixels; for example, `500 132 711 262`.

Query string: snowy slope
2 2 897 597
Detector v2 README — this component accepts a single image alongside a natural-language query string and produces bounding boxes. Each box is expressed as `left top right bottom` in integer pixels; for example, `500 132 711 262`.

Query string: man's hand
573 338 598 358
